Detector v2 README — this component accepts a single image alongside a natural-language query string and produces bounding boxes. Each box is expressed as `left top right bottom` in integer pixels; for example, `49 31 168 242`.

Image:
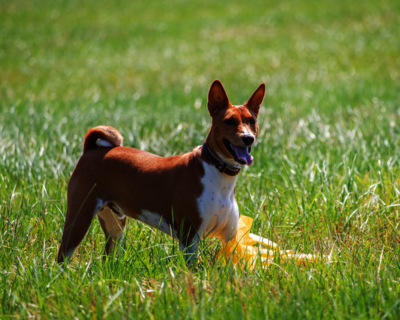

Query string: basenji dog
57 80 265 264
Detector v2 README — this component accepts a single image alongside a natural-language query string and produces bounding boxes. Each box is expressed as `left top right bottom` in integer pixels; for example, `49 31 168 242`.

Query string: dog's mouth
223 139 253 166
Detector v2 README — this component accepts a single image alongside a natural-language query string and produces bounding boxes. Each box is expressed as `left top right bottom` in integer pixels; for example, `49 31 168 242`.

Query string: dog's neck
201 142 242 177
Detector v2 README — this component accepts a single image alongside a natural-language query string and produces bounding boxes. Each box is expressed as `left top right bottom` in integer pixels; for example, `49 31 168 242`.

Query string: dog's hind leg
97 202 126 257
57 195 98 264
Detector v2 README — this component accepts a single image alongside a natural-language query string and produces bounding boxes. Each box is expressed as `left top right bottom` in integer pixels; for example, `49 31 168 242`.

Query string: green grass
1 0 400 318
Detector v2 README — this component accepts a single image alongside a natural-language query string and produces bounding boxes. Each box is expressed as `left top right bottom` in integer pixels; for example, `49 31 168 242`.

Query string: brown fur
57 80 265 263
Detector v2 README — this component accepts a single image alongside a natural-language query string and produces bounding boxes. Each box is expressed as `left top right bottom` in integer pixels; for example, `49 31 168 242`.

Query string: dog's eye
250 119 256 125
225 119 235 125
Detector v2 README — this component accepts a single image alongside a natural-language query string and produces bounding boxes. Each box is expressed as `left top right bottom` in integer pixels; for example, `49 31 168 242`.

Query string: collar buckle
218 163 227 173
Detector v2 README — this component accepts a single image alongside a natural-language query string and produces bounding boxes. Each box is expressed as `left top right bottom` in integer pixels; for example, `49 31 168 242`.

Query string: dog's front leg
179 235 199 266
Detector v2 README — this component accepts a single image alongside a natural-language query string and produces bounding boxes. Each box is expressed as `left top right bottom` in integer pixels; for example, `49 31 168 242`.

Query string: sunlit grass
1 0 400 318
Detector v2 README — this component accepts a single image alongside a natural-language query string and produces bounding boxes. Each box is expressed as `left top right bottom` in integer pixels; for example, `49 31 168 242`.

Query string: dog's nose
242 135 254 146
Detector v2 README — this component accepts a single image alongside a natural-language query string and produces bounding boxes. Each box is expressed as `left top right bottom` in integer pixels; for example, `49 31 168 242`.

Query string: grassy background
1 0 400 318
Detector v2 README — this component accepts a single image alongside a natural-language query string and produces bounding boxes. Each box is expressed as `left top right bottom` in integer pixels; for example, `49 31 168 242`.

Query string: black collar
202 143 241 176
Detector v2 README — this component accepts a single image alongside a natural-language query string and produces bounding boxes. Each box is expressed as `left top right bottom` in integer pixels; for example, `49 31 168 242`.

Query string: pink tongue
231 145 253 166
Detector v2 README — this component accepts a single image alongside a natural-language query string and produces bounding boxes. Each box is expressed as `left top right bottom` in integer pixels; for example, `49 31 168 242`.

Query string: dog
57 80 265 264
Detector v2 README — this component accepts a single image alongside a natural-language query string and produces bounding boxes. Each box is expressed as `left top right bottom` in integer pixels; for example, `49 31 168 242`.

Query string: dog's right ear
207 80 230 116
245 83 265 118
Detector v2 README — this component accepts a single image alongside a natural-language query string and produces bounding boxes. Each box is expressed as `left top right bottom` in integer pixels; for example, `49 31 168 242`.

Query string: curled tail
83 125 124 153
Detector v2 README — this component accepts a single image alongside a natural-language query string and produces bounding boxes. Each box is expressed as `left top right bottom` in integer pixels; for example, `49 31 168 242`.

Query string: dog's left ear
245 83 265 117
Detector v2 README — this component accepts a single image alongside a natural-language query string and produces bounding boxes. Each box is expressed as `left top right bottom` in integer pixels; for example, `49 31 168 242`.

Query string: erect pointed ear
207 80 230 116
245 83 265 117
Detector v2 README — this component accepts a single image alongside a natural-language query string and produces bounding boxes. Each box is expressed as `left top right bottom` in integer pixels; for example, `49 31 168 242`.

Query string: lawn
1 0 400 318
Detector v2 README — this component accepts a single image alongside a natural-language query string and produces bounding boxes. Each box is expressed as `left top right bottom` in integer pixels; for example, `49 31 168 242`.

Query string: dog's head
205 80 265 166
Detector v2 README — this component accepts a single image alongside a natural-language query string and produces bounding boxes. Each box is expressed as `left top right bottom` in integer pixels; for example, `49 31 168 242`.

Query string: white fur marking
197 160 239 243
242 128 255 142
137 210 177 238
96 138 114 147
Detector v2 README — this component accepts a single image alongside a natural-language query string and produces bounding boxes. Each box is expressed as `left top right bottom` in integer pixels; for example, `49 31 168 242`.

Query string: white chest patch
197 161 239 243
137 210 177 238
